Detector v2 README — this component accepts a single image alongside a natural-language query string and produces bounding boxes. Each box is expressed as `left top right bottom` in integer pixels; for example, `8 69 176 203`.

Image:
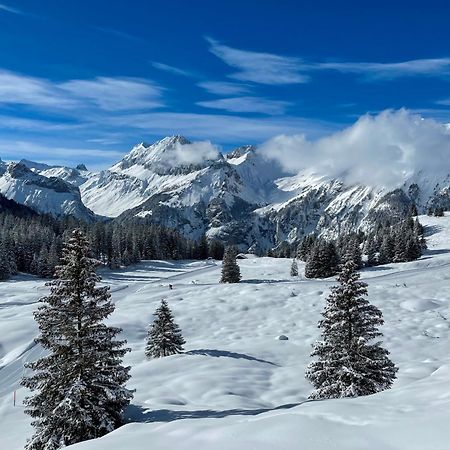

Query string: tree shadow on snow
186 349 279 366
240 279 292 284
422 248 450 256
124 402 302 424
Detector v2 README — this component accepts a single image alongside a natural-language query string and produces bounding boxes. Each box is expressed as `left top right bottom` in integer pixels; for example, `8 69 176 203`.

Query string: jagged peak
76 163 88 171
227 145 256 160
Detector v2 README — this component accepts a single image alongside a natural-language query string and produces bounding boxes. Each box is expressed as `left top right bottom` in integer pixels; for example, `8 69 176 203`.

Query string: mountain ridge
1 135 449 250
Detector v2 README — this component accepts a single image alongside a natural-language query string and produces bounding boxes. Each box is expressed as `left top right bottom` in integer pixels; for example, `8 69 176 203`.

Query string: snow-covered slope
0 162 95 220
1 214 450 449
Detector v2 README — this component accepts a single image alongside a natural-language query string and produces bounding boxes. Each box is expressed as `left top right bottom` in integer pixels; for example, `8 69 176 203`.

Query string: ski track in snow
1 215 450 449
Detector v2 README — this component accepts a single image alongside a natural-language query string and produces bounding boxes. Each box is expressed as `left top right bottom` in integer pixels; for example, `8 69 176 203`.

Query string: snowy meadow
1 214 450 449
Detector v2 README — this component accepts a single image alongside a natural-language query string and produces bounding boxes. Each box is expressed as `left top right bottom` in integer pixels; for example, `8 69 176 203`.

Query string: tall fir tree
146 299 185 358
305 260 397 399
21 229 133 450
220 246 241 283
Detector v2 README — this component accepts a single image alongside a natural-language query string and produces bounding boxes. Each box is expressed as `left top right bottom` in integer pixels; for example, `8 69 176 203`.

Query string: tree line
295 216 426 279
0 210 224 281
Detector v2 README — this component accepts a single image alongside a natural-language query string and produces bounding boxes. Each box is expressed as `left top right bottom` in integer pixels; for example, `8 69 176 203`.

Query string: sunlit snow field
1 214 450 449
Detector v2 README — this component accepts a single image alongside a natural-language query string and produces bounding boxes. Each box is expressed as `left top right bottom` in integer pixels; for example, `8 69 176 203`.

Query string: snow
1 214 450 449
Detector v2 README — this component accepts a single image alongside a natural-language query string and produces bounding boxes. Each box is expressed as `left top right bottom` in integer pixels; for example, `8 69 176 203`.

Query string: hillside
0 213 450 449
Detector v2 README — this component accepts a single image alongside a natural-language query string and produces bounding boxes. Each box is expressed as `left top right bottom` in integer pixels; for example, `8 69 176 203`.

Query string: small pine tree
21 229 133 450
146 299 185 358
220 246 241 283
306 260 397 399
290 258 298 277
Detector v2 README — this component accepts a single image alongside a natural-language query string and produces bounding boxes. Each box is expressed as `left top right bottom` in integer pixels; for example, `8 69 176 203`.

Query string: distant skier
169 284 173 290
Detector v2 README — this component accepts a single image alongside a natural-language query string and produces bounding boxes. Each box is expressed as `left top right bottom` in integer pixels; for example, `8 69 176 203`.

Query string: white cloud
206 38 450 84
0 70 76 108
316 58 450 80
0 3 23 14
105 112 333 143
60 77 163 111
0 140 124 169
197 81 250 95
94 27 145 43
259 109 450 188
169 141 221 166
0 70 163 112
206 37 308 85
197 96 290 115
152 62 194 77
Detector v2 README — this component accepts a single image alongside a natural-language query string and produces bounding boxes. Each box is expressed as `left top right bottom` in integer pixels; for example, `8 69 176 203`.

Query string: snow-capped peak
111 136 223 177
18 159 53 172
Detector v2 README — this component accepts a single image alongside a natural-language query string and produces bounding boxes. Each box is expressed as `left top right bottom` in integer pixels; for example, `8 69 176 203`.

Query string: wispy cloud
434 97 450 106
0 70 76 108
0 3 24 15
0 70 164 111
197 81 250 95
0 140 124 169
152 62 195 77
197 96 290 115
207 37 450 84
206 37 308 85
316 58 450 80
94 26 146 43
60 77 163 111
104 111 334 142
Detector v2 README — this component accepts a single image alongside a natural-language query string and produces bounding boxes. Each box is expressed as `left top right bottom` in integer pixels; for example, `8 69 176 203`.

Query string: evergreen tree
290 258 299 277
0 245 11 280
366 236 378 267
145 299 185 358
378 233 395 264
305 239 339 279
410 203 418 217
220 246 241 283
305 261 397 399
208 239 225 260
21 229 133 450
297 234 316 261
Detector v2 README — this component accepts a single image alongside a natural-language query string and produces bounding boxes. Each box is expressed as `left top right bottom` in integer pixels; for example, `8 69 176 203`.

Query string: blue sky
2 0 450 169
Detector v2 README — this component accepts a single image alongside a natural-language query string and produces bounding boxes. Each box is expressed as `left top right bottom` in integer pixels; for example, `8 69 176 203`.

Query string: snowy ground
1 214 450 449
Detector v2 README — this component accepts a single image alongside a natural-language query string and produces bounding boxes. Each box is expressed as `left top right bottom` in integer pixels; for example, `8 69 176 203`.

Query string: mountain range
1 136 449 250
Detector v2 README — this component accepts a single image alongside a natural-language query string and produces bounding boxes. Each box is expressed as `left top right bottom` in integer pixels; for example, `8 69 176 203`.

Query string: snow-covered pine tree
146 299 185 358
365 236 378 267
21 229 133 450
220 246 241 283
297 234 316 261
290 258 299 277
305 239 339 279
305 260 397 399
0 243 11 280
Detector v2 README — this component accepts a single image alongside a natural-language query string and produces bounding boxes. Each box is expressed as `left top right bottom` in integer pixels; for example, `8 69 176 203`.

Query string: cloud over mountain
259 109 450 188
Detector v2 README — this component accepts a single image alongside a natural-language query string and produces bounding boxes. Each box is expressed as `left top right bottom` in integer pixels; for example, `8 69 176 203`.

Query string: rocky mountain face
0 162 95 221
2 136 449 251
